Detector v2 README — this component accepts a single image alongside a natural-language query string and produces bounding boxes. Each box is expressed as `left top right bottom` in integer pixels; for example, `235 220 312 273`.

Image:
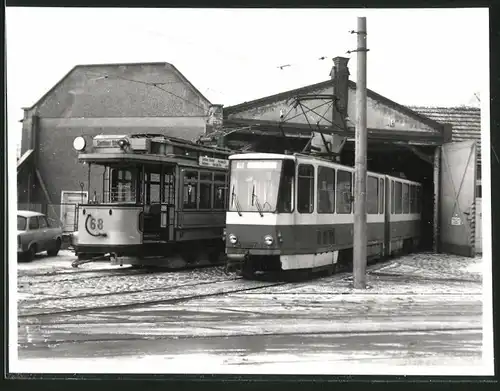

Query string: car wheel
24 245 36 262
47 238 61 257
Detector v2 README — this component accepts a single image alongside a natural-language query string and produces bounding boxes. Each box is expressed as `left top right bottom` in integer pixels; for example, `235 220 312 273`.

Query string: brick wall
19 62 213 205
36 64 210 118
36 119 206 204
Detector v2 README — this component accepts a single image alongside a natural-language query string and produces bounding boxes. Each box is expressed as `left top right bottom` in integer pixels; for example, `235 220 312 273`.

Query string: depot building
17 57 482 257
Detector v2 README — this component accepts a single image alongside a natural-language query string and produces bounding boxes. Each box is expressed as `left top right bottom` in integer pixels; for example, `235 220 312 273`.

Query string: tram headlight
228 234 238 244
118 138 129 149
264 235 274 246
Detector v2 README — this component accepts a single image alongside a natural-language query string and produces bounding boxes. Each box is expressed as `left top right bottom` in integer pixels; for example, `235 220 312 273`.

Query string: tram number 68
90 218 104 230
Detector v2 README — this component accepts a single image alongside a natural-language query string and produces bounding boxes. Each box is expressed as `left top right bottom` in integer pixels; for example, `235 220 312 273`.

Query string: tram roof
228 152 421 185
229 153 295 161
78 152 222 169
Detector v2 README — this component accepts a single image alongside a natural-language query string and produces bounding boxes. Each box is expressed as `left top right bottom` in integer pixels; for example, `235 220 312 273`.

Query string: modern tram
224 152 422 279
71 133 231 267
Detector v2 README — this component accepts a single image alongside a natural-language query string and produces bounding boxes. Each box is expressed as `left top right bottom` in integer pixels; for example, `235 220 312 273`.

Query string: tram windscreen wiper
251 185 264 217
231 185 242 216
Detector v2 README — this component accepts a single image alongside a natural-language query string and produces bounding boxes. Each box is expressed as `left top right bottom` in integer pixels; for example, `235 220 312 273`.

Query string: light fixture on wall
73 136 86 151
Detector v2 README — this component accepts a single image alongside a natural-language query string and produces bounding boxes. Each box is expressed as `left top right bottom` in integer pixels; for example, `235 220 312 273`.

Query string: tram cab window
395 181 403 214
213 174 227 210
183 171 198 210
366 176 379 214
297 164 314 214
336 169 352 214
278 160 295 213
110 169 137 203
379 178 385 214
317 166 335 214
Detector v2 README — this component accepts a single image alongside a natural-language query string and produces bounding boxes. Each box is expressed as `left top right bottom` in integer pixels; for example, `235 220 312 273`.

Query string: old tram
71 133 230 267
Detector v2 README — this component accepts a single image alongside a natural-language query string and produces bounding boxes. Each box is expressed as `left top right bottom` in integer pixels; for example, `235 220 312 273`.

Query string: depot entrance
339 141 435 251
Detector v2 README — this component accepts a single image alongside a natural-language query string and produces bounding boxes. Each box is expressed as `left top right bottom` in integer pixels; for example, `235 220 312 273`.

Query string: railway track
20 274 241 304
18 260 226 285
18 278 289 318
17 257 395 319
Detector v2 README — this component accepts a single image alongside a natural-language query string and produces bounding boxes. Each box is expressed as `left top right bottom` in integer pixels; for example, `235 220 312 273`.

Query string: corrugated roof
409 106 481 162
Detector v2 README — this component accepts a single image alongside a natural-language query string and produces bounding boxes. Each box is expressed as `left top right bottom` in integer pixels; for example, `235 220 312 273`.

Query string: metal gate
61 191 88 233
439 140 477 257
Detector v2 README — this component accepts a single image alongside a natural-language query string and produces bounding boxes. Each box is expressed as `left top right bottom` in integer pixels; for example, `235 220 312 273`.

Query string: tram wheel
324 263 336 277
240 260 255 280
207 247 221 264
180 248 198 264
402 238 414 255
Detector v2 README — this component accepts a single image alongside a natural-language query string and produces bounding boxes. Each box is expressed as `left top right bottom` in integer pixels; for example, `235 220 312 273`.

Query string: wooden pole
353 17 368 289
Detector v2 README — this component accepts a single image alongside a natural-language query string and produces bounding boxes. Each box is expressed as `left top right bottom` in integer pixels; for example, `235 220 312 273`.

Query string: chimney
206 104 224 135
330 56 350 130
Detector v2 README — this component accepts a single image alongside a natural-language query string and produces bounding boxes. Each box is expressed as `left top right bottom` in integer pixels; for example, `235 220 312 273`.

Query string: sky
6 7 489 155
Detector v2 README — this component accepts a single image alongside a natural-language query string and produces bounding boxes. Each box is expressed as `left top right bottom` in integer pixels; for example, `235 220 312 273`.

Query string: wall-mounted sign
451 216 462 226
199 156 229 169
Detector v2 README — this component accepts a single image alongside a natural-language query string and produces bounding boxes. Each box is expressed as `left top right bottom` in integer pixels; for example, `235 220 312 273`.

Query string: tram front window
110 168 137 203
229 160 283 213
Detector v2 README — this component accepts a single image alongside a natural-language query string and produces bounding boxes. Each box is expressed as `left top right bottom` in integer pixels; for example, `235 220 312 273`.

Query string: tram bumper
225 252 248 273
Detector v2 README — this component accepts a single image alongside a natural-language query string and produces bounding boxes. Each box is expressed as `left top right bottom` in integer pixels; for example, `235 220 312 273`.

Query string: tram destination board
198 156 229 169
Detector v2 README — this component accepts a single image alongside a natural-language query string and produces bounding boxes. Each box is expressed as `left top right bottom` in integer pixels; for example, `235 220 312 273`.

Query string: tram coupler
71 253 112 268
224 254 246 275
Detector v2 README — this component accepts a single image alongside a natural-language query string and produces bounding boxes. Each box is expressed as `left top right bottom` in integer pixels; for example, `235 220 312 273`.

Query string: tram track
18 261 226 285
18 268 156 285
18 278 290 319
20 275 242 304
18 258 393 319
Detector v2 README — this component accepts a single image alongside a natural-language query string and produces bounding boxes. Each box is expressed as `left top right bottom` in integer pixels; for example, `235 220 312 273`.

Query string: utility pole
353 17 368 289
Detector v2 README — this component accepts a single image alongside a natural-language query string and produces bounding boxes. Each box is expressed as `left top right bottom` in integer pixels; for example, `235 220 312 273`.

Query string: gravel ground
13 251 491 375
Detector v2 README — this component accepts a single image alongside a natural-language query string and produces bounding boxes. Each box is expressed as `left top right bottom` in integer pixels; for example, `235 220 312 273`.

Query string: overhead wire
101 74 211 115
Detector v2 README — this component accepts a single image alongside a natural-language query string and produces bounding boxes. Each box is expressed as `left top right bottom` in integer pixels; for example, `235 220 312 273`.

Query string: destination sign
199 156 229 169
94 139 120 148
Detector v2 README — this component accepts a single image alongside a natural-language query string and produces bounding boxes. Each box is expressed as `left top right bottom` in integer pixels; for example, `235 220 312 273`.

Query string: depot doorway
340 141 436 252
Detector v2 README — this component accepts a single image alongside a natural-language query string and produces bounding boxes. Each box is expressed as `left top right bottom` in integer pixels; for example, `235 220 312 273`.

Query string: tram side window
317 166 335 214
409 185 416 213
183 171 198 210
213 174 227 210
391 181 395 214
278 160 295 213
147 173 161 204
199 172 213 209
402 183 410 214
367 176 379 214
111 169 136 203
163 174 175 204
395 181 403 214
336 170 353 214
415 186 421 214
379 178 385 214
297 164 314 214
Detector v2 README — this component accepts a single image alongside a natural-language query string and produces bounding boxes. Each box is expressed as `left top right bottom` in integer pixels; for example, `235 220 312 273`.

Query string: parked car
17 210 63 262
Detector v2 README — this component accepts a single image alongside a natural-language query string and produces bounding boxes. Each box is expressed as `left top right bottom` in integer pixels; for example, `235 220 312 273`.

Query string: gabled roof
409 106 481 161
17 149 34 174
24 62 211 112
225 79 444 131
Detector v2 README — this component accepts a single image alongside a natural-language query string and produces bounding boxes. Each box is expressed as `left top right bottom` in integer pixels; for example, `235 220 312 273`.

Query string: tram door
143 167 175 242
